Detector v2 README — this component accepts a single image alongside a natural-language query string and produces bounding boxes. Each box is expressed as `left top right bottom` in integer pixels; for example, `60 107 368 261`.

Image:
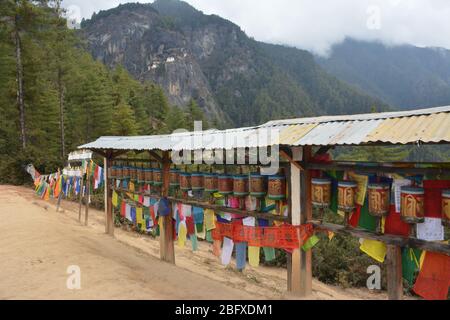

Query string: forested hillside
0 0 205 184
317 39 450 110
81 0 389 127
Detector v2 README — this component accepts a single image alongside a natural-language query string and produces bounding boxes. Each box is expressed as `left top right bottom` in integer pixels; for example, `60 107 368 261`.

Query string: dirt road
0 185 386 300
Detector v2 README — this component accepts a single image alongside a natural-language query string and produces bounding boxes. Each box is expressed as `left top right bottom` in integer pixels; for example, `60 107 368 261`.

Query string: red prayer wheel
179 172 191 191
250 173 266 197
191 173 204 191
218 175 233 195
137 165 145 183
204 173 218 193
122 165 130 179
311 178 331 209
153 168 162 186
337 181 357 212
268 175 286 200
170 169 180 187
368 183 390 217
233 175 249 197
144 168 153 184
400 187 424 224
441 190 450 227
129 165 137 181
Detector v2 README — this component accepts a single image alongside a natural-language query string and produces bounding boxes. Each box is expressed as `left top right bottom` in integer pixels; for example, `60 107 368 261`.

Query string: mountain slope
81 0 389 127
317 38 450 110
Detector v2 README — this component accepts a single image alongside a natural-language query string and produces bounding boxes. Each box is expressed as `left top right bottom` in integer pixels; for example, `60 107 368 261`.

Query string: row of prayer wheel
170 170 286 200
311 178 450 227
111 165 286 199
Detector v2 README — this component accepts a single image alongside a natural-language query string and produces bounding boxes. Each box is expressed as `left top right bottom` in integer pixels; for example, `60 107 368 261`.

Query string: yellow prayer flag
419 251 426 269
248 246 260 267
204 209 216 231
112 191 118 207
136 207 143 226
360 239 387 263
348 171 368 206
178 223 187 247
328 231 335 241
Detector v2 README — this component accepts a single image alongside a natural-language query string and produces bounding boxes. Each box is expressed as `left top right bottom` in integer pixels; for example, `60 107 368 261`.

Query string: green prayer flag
302 234 320 251
327 170 344 214
263 247 276 262
191 234 198 251
358 197 377 231
402 247 422 285
205 230 213 243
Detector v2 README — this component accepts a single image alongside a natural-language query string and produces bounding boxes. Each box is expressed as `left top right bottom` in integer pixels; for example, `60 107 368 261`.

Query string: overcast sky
63 0 450 56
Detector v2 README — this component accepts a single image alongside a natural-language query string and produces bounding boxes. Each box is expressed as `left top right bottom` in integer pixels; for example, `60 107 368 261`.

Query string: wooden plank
311 221 450 255
111 187 289 222
159 151 175 264
386 245 403 300
78 174 84 221
298 146 313 296
84 165 90 226
105 155 114 236
301 161 450 175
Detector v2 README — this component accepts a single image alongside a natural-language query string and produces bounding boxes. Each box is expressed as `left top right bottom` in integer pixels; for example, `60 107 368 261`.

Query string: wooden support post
288 146 312 296
159 151 175 264
84 165 90 226
386 245 403 300
105 155 114 236
78 174 84 221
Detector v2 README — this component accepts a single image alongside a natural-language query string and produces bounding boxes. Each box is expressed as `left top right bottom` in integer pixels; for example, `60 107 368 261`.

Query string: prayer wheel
204 173 218 193
268 175 286 200
337 181 357 212
122 165 130 179
169 169 180 187
116 162 123 179
129 164 137 181
367 183 390 217
233 175 249 197
110 163 117 178
137 165 145 183
442 190 450 227
144 167 153 184
249 173 266 197
153 168 162 186
179 172 191 191
400 187 425 224
311 178 331 209
191 173 204 191
218 174 233 195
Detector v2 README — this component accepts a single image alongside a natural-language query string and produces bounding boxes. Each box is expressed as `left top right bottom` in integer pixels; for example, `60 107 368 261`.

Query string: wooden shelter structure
79 106 450 299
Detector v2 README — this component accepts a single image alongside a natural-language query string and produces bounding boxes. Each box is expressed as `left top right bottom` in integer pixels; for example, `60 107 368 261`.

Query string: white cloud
63 0 450 56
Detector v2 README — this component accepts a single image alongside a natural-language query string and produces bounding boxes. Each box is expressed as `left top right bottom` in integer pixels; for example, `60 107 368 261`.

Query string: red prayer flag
423 180 450 218
185 216 195 235
413 252 450 300
384 205 410 237
349 205 361 228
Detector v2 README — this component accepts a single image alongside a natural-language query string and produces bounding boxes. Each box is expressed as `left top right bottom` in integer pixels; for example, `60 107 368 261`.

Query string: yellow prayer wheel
400 187 424 224
337 181 357 212
442 190 450 227
311 178 331 208
368 183 390 217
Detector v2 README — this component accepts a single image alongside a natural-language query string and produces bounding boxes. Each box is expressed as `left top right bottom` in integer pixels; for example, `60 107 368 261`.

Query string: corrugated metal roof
79 105 450 151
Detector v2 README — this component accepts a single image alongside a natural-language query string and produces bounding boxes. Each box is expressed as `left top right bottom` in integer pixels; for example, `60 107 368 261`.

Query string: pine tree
111 102 139 136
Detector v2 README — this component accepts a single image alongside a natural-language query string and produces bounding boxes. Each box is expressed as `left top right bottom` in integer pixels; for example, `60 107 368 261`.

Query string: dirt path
0 185 387 300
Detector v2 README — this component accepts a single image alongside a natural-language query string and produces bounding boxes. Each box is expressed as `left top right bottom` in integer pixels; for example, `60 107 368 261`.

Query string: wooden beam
159 151 175 264
299 146 313 296
84 165 90 226
311 221 450 255
149 150 163 163
386 245 403 300
301 161 450 175
105 153 114 236
280 149 304 171
111 187 289 222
